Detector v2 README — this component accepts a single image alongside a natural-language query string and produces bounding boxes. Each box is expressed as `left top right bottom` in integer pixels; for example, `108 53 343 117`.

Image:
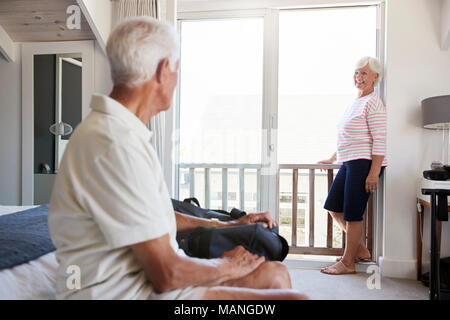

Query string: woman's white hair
106 16 179 88
355 56 383 86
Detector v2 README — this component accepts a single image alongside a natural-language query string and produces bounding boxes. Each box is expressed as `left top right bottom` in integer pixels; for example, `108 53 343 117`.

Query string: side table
416 198 444 281
420 188 450 300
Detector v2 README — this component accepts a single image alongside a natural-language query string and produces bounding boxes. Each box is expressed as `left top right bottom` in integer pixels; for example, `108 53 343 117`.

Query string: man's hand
220 246 265 281
132 234 265 292
233 211 277 229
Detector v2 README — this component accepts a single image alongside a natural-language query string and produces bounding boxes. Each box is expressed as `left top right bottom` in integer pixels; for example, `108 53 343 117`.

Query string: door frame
173 3 385 235
21 40 94 205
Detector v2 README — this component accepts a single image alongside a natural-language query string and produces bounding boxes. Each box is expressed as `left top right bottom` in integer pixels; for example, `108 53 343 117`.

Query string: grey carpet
287 268 428 300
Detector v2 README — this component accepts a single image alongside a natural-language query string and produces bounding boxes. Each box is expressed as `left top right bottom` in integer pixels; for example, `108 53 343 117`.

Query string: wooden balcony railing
178 163 262 210
277 164 374 257
177 163 375 258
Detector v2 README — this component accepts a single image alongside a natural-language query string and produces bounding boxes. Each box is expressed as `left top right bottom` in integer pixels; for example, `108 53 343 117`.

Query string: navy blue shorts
323 159 385 222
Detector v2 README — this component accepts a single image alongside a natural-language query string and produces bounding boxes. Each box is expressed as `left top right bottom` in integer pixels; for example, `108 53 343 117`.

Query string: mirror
33 53 82 204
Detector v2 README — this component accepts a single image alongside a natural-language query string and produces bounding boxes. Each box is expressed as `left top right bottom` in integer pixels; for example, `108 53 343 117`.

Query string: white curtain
114 0 166 166
116 0 160 22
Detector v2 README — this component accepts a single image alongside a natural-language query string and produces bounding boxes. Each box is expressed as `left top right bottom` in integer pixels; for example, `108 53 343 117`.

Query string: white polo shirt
48 94 182 300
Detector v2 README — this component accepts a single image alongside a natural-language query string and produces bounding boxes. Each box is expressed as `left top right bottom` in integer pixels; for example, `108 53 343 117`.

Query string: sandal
336 256 371 263
320 261 356 275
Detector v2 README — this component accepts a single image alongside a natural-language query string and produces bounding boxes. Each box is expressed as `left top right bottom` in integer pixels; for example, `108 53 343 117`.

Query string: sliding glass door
176 17 265 212
176 6 380 254
277 7 378 250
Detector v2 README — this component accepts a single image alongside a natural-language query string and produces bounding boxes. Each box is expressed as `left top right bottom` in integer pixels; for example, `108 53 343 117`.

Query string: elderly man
48 17 306 300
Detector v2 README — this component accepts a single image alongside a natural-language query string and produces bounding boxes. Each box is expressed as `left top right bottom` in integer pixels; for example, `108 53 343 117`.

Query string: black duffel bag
172 198 246 221
172 198 289 262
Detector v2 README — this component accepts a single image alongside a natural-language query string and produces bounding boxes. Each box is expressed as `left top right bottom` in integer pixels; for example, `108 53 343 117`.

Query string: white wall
442 0 450 49
381 0 450 279
0 41 112 205
0 25 15 62
93 41 113 95
77 0 112 52
0 43 21 205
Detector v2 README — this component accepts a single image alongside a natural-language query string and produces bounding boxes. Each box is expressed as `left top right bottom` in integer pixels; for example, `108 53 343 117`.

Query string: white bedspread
0 206 57 300
0 205 38 216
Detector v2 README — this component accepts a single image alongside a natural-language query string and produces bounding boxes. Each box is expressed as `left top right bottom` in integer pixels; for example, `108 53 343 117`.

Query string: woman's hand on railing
317 159 335 172
317 152 337 172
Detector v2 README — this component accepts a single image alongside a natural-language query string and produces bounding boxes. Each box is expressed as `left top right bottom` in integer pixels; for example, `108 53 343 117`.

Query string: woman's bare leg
340 221 364 269
329 211 370 260
320 220 364 275
329 211 346 231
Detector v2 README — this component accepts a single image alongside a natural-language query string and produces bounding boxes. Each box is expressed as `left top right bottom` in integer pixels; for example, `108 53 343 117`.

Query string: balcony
177 163 375 258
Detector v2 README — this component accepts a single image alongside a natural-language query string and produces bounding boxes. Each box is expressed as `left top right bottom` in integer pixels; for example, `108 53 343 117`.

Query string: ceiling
0 0 95 42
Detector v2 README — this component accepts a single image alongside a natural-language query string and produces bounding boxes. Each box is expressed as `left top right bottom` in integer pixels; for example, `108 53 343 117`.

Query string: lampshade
422 95 450 129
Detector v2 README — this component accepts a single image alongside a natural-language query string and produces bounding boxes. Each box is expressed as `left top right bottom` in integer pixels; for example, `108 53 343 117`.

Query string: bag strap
212 209 230 215
183 197 201 207
230 208 246 219
183 198 237 217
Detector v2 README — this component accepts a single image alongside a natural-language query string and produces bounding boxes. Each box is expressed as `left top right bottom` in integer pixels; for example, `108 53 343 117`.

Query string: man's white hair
106 16 179 88
355 56 383 86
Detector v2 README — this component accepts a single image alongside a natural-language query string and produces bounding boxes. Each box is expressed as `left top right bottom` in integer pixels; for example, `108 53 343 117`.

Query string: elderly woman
318 56 387 275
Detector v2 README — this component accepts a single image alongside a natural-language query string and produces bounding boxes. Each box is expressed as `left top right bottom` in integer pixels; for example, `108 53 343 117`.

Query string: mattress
0 206 57 300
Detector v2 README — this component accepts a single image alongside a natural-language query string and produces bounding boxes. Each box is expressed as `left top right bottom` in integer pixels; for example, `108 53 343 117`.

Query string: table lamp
422 95 450 180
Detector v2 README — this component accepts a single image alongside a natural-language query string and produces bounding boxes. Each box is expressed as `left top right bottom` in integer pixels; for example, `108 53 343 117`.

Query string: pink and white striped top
336 92 388 166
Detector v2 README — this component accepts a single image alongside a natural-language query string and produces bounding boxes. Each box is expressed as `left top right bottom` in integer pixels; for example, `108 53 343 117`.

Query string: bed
0 202 283 300
0 205 57 300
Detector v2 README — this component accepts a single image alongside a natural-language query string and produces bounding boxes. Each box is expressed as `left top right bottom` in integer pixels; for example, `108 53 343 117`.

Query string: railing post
342 230 346 248
292 169 298 247
309 169 315 247
239 168 245 210
276 168 280 226
257 168 261 211
327 169 334 248
222 168 228 211
205 168 210 209
189 168 195 198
